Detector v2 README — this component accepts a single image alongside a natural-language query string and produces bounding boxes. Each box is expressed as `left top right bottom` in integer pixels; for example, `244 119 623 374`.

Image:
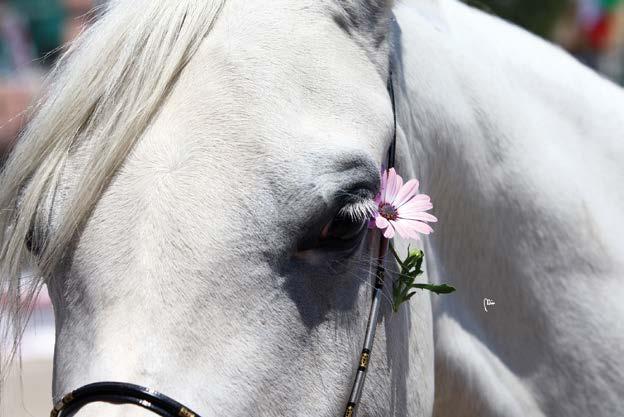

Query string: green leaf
389 244 456 313
410 283 457 295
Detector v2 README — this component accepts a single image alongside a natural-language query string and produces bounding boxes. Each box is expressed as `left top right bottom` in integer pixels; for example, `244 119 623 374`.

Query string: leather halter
342 70 396 417
50 71 398 417
50 382 200 417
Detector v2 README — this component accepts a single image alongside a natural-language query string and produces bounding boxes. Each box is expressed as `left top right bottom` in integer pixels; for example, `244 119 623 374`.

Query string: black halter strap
50 382 200 417
341 70 397 417
49 71 398 417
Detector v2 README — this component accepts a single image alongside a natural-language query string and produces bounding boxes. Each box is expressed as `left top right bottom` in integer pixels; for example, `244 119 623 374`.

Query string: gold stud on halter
359 351 370 370
50 392 75 417
178 407 197 417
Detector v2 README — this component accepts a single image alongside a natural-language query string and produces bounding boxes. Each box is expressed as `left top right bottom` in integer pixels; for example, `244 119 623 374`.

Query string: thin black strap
342 69 398 417
387 69 397 169
50 382 201 417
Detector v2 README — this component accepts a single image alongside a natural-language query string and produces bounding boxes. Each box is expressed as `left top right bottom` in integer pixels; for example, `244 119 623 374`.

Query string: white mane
0 0 224 381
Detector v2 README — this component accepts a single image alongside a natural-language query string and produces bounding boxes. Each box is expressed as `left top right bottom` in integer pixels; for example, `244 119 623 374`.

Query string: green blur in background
8 0 65 63
465 0 569 38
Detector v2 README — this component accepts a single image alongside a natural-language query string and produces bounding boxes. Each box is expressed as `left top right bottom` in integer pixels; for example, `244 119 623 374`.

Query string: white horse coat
397 2 624 416
0 1 622 416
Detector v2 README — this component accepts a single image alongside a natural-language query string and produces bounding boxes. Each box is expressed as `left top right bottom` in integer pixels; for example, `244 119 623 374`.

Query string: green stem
388 243 404 268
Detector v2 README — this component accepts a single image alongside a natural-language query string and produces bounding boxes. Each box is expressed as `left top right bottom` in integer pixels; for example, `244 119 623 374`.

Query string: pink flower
371 168 437 240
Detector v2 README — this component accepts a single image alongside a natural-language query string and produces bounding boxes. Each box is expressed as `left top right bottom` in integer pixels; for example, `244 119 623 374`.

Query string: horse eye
296 206 371 254
321 213 367 242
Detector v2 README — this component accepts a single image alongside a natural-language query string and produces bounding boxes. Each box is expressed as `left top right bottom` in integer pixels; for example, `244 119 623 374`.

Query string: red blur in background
0 0 96 155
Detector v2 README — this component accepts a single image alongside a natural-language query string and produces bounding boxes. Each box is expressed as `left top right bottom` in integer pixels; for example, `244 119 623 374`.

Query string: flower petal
410 220 434 235
393 179 419 208
383 223 396 239
410 194 431 203
399 196 433 213
375 216 390 230
379 169 388 200
384 168 403 203
399 211 438 223
390 219 421 240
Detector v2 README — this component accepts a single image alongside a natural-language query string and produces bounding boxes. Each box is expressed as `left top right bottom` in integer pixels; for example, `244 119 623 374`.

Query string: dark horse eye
321 212 367 242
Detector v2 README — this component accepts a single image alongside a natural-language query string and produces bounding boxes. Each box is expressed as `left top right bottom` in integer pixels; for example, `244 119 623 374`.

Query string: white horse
1 0 623 416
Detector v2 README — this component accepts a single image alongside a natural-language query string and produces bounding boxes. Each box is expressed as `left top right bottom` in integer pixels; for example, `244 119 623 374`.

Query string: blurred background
0 0 100 158
1 0 623 415
470 0 624 82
